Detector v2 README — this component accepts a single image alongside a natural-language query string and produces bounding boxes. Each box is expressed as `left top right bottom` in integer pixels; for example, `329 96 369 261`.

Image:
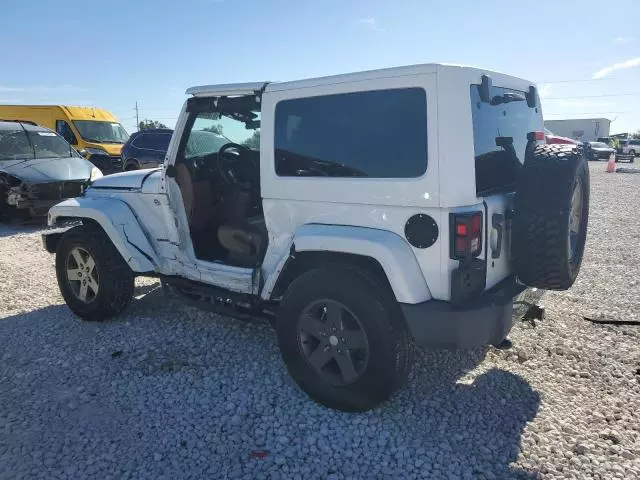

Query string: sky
1 0 639 135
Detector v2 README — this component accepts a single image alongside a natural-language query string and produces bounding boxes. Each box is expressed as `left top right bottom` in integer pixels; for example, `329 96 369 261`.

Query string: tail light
528 131 546 144
450 212 483 260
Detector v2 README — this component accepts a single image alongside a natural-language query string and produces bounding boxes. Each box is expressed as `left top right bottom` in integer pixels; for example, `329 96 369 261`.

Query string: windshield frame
177 95 262 162
72 120 130 144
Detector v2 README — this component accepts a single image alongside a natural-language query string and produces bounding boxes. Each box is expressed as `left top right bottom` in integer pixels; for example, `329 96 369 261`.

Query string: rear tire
55 224 135 321
514 144 590 290
276 266 412 412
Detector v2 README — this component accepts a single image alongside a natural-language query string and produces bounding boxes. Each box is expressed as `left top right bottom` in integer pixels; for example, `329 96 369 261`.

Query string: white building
544 118 611 142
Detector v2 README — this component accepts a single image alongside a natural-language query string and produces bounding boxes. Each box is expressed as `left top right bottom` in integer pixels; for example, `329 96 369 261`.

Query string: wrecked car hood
90 168 161 190
0 156 93 182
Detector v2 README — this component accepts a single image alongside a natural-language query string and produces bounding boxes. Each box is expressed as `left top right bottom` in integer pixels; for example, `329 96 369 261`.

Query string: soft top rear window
470 84 543 196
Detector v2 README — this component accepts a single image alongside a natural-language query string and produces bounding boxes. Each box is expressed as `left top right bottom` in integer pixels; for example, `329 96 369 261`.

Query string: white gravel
1 162 639 480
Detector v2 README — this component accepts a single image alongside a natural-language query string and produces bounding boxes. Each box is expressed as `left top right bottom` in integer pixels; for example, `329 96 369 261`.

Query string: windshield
73 120 129 144
0 126 77 161
185 111 260 159
590 142 609 148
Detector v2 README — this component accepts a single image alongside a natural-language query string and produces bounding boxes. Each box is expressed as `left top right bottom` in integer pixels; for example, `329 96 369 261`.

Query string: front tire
276 266 412 412
55 224 135 321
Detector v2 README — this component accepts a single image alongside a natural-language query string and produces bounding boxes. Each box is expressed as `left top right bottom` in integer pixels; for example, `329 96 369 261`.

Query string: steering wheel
217 142 256 189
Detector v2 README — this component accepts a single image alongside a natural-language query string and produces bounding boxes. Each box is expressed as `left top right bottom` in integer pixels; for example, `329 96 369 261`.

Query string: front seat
174 162 213 231
217 191 267 267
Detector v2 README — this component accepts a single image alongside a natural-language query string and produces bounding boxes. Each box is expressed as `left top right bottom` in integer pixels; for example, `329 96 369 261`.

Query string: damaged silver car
0 120 102 220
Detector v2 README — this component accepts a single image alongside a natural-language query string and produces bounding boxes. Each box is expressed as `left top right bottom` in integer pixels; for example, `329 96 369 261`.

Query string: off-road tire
276 266 412 412
56 223 135 321
514 144 590 290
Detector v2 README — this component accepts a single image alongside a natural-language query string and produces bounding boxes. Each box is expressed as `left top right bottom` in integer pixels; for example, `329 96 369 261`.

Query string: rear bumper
401 276 525 349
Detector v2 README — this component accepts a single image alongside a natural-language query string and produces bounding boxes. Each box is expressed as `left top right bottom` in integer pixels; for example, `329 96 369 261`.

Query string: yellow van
0 105 129 172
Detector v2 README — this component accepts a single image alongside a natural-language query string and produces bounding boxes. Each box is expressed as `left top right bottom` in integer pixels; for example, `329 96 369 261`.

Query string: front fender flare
266 224 431 304
47 197 158 273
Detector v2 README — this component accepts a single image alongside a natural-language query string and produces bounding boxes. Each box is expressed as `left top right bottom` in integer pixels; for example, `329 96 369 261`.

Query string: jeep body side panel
261 224 431 304
259 71 446 300
48 197 158 273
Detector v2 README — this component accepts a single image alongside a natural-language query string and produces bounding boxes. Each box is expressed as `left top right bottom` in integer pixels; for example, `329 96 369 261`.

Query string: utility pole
135 101 140 131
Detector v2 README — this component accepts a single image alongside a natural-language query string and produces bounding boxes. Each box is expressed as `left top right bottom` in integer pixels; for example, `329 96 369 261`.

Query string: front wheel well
124 159 140 171
269 250 395 302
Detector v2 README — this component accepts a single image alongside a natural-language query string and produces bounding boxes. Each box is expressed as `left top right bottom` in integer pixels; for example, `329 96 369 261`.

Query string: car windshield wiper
490 92 526 105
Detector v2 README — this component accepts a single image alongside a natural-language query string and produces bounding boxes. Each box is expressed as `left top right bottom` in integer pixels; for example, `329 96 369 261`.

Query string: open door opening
170 94 266 268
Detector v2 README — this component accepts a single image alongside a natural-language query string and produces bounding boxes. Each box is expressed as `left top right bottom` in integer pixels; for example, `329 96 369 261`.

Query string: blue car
121 128 173 171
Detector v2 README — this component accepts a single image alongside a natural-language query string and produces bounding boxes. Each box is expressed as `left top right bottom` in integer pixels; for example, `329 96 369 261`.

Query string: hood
85 143 123 155
90 168 160 190
0 156 94 183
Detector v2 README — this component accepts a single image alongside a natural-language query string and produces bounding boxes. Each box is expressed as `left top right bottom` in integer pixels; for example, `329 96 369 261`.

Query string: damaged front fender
0 173 22 205
47 197 159 273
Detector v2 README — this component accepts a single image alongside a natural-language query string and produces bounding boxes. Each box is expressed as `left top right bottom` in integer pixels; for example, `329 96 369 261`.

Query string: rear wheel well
270 250 395 302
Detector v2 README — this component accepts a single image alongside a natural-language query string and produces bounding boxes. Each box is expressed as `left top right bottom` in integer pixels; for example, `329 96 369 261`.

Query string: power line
544 93 640 100
544 111 630 115
537 76 628 84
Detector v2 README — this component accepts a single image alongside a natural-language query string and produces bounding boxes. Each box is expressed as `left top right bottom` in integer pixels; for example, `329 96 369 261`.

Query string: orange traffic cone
606 152 616 173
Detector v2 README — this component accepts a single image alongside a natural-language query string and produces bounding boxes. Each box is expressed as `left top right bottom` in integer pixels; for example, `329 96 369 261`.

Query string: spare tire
513 144 589 290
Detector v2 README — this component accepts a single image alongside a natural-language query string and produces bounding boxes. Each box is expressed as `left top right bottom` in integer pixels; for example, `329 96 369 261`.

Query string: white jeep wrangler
43 64 589 412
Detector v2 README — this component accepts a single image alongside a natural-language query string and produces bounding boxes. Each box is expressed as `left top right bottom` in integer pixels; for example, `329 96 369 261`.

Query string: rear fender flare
263 224 431 304
47 197 158 273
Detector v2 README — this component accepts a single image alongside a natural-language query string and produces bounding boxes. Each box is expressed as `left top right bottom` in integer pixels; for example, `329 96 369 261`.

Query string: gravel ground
1 162 639 480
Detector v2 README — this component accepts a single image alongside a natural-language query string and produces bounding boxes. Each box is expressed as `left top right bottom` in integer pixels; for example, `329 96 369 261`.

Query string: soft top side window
274 88 428 178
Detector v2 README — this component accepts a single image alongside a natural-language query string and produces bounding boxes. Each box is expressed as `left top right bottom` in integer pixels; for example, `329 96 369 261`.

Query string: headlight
85 147 108 156
90 166 103 182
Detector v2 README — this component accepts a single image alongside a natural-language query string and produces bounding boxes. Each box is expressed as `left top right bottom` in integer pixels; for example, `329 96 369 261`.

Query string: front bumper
400 276 526 349
6 180 86 216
